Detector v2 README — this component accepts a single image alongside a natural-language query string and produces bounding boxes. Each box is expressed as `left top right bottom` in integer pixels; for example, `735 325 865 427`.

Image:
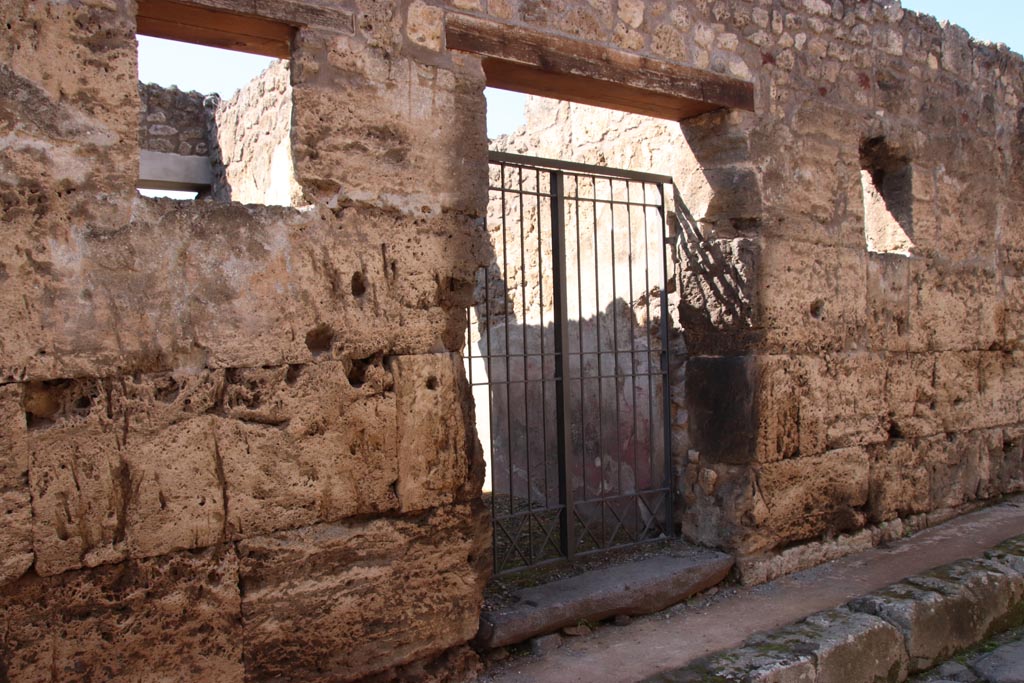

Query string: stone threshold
646 533 1024 682
479 496 1024 683
476 549 735 649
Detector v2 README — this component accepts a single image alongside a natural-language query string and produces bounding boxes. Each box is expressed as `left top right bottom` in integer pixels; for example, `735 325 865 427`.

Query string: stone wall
2 0 1023 680
1 1 490 680
211 60 303 206
488 4 1024 580
138 82 211 156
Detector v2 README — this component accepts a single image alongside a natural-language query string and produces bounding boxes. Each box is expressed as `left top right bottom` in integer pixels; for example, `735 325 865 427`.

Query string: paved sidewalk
912 626 1024 683
481 497 1024 683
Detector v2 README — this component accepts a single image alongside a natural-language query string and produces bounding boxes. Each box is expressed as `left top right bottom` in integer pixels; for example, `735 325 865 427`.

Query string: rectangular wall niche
860 137 915 256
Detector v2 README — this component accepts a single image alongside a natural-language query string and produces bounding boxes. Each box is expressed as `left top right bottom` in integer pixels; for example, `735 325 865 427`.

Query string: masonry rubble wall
1 0 1023 681
138 82 210 156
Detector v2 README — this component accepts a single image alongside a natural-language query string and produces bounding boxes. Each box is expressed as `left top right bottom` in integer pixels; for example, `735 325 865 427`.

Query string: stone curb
644 535 1024 683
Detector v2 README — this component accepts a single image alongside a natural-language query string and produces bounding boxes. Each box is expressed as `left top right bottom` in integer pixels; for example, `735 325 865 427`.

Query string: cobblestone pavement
912 626 1024 683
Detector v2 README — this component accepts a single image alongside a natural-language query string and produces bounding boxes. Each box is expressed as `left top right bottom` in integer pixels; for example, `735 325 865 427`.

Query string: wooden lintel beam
445 14 755 122
137 0 296 59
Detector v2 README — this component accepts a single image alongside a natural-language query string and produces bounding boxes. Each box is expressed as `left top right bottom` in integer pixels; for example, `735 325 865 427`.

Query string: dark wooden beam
445 14 755 122
137 0 296 59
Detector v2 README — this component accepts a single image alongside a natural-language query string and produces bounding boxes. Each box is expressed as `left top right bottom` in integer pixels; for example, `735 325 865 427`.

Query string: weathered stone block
910 263 1003 352
884 352 942 439
2 1 138 196
850 557 1024 672
393 353 480 512
686 355 756 466
5 199 489 381
0 383 27 488
755 355 827 463
867 439 931 523
756 354 889 463
0 545 242 682
0 488 33 587
291 31 487 213
0 383 32 586
780 608 909 683
28 381 132 575
919 430 1002 511
914 172 1001 265
28 374 227 575
930 352 1020 434
758 240 867 354
216 361 400 538
125 416 225 557
866 252 924 353
751 448 870 552
993 426 1024 495
676 235 760 356
238 503 490 682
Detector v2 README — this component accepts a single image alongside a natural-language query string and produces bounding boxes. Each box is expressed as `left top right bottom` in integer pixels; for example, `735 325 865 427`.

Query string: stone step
476 549 734 649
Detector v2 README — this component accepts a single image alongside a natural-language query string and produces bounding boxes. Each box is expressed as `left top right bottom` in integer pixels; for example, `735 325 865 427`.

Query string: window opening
136 33 301 206
860 137 915 256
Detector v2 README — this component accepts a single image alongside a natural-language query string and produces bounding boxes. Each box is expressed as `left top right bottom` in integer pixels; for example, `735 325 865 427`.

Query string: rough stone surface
647 537 1024 683
648 607 907 683
0 545 242 681
478 550 734 648
138 83 210 156
237 503 489 682
393 352 481 512
4 0 1024 680
850 556 1024 672
0 383 32 587
970 640 1024 683
211 60 301 206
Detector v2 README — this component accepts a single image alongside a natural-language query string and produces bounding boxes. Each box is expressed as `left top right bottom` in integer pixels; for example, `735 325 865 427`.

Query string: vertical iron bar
592 177 604 549
609 178 623 545
551 170 575 561
625 181 640 542
641 183 657 536
658 182 674 538
485 179 498 569
517 167 534 564
536 168 550 524
500 164 522 566
574 176 586 508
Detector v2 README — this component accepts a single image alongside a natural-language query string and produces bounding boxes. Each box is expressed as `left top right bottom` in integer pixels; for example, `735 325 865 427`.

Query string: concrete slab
138 150 213 192
480 496 1024 683
477 551 734 648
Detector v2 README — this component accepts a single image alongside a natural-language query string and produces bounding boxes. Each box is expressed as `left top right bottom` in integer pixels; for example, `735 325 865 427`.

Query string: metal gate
465 151 675 574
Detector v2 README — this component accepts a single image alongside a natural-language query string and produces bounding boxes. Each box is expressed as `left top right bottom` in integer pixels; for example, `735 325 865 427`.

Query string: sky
138 1 1024 141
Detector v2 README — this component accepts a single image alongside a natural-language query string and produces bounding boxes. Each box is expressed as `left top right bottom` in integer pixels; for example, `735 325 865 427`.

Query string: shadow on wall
468 301 666 508
672 110 762 358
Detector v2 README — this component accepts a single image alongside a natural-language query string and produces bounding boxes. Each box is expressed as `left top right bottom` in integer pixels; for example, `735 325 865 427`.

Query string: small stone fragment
562 623 593 637
530 633 563 656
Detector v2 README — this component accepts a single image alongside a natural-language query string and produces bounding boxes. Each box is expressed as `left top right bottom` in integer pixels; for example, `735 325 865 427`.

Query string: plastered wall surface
1 0 1023 680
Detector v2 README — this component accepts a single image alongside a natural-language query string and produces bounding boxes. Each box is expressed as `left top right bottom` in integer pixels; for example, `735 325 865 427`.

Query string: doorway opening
466 150 676 574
